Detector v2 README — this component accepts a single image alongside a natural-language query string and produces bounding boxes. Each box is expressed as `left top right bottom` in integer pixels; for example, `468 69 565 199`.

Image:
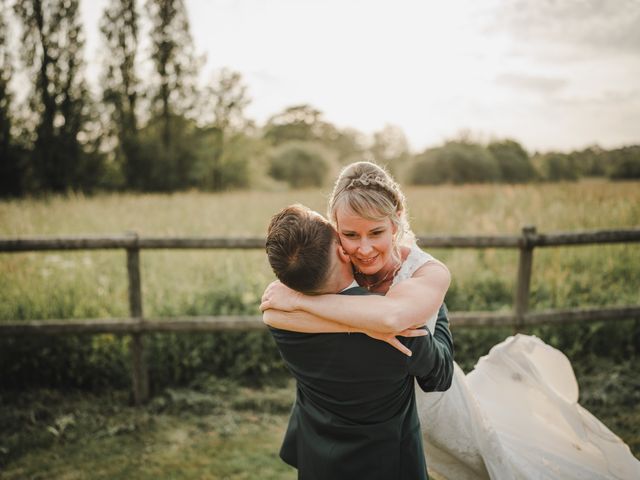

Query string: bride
260 161 640 479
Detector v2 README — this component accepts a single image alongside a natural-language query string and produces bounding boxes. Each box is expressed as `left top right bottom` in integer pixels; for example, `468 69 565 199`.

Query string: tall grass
0 181 638 389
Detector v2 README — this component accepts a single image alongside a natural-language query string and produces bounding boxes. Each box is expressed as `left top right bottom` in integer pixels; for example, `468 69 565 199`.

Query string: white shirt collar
340 280 359 292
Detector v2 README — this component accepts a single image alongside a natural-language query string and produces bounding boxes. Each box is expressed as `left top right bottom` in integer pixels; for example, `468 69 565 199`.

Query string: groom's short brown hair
266 204 336 294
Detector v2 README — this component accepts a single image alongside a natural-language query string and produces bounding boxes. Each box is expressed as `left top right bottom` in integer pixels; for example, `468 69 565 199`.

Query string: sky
77 0 640 153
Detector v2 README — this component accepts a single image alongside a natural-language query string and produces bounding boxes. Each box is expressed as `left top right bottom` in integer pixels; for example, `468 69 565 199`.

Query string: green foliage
444 274 513 312
133 114 199 191
263 104 365 165
369 125 411 177
408 141 502 185
147 0 199 121
0 382 297 477
487 139 537 183
0 0 24 198
268 141 333 188
569 146 606 177
3 1 640 195
191 130 260 190
533 152 579 181
0 282 286 390
264 104 335 146
0 184 638 393
13 0 103 194
607 146 640 179
100 0 141 191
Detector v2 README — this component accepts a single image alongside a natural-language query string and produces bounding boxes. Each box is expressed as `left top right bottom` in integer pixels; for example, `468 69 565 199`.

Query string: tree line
1 0 639 198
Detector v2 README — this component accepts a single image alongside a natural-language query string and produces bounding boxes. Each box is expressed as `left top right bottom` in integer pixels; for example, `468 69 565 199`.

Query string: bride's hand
364 328 428 357
260 280 303 312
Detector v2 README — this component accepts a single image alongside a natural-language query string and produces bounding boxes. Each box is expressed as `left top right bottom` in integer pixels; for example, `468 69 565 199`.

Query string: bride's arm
262 309 427 357
263 308 353 333
261 261 450 333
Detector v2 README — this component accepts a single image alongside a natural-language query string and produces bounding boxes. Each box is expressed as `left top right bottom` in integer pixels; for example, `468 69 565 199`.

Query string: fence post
126 231 149 404
514 225 536 332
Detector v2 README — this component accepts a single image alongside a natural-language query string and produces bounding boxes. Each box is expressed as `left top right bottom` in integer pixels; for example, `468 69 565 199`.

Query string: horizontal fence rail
1 226 639 404
3 306 640 336
1 228 639 251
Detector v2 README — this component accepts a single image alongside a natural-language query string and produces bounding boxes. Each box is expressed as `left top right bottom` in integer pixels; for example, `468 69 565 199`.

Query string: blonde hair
328 161 414 248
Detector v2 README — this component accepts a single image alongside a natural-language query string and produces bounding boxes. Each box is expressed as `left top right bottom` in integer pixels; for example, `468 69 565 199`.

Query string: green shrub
487 139 537 183
268 141 332 188
407 141 501 185
607 146 640 180
533 152 579 181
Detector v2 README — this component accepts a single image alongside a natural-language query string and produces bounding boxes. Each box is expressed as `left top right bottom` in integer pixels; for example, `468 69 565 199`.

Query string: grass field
1 181 638 320
1 180 639 476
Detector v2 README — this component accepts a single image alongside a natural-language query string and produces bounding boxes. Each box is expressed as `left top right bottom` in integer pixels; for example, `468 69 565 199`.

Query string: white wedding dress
392 244 640 480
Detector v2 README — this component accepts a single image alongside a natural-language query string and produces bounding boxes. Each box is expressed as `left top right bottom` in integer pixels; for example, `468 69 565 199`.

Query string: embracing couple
260 161 640 480
261 161 452 479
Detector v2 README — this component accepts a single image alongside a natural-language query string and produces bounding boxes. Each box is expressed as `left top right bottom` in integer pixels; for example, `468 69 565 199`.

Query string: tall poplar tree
0 0 21 195
145 0 199 189
14 0 93 192
100 0 141 188
147 0 198 145
206 68 251 190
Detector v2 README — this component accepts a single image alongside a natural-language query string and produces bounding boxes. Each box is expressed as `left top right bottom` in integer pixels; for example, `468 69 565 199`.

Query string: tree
331 127 367 164
487 139 537 183
569 146 606 177
14 0 97 192
147 0 199 147
369 124 411 177
264 104 336 145
197 68 253 190
408 141 501 185
0 0 24 196
606 146 640 180
144 0 200 190
269 141 333 188
100 0 141 189
532 152 578 181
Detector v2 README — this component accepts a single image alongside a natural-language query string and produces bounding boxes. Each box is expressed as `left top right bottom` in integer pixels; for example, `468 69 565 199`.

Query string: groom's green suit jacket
268 287 454 480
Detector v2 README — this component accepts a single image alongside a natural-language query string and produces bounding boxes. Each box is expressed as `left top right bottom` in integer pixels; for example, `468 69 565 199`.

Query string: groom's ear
336 242 350 264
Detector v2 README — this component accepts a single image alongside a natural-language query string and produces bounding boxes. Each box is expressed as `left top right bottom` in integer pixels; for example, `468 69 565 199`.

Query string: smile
357 255 379 265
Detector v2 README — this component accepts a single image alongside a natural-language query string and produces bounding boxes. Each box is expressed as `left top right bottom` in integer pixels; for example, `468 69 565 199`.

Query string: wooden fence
1 226 639 404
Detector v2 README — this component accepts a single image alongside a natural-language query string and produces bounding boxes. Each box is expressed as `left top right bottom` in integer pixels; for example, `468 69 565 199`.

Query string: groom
263 204 454 480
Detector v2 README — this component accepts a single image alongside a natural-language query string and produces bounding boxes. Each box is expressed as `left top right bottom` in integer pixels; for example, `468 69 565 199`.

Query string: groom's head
266 204 352 295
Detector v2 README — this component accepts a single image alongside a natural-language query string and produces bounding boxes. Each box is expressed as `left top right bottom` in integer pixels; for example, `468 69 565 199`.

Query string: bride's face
335 206 397 276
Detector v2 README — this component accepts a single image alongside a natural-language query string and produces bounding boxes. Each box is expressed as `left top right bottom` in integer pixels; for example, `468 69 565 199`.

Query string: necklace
356 261 402 291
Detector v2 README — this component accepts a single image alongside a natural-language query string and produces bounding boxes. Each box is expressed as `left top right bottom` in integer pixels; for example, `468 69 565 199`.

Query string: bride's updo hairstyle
328 161 414 247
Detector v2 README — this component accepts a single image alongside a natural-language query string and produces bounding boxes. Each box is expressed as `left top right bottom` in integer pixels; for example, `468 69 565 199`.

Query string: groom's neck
324 263 356 294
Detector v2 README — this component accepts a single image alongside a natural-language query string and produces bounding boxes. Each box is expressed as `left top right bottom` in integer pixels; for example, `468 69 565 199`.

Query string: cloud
556 89 640 107
489 0 640 56
495 73 567 94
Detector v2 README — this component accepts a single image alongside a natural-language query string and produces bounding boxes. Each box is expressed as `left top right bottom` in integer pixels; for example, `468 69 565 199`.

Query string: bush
607 146 640 180
0 286 286 392
533 152 579 181
487 139 537 183
268 141 332 188
407 141 501 185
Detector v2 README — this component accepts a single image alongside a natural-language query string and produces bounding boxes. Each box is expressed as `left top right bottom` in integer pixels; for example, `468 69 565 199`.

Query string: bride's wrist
293 290 307 311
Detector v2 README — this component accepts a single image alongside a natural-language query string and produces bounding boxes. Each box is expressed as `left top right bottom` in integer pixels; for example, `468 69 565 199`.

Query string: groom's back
268 288 429 480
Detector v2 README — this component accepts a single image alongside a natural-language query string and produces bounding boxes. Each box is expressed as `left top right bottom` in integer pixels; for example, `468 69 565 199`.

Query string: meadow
0 180 639 476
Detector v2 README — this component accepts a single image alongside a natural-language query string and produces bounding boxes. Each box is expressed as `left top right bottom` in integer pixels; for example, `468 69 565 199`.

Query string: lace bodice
391 243 436 286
